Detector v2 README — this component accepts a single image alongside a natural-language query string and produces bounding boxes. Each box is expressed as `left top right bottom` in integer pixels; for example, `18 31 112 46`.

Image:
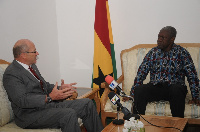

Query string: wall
56 0 96 87
0 0 60 83
0 0 200 87
56 0 200 87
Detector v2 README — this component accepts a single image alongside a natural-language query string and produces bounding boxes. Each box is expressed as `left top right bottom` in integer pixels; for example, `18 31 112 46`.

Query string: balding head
13 39 33 58
13 39 39 65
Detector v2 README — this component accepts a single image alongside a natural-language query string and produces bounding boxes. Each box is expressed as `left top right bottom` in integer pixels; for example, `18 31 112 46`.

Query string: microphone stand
113 104 124 125
120 94 140 121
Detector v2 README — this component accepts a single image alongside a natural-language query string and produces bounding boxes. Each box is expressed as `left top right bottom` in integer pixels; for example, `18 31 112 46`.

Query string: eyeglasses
24 51 37 54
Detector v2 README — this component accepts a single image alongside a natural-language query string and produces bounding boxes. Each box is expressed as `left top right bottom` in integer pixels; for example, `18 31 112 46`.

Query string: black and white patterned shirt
131 44 199 99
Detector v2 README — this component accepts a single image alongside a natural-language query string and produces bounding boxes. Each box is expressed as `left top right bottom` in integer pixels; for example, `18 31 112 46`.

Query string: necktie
28 66 44 91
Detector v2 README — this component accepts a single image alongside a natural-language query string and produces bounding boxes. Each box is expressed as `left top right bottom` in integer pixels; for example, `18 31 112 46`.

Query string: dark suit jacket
3 60 57 128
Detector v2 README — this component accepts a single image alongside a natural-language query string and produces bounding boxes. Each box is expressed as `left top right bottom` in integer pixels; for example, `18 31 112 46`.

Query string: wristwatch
47 94 52 103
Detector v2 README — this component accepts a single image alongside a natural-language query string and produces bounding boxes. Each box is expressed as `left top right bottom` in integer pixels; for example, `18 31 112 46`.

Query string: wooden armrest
116 75 124 84
77 88 99 99
100 86 110 111
67 87 99 100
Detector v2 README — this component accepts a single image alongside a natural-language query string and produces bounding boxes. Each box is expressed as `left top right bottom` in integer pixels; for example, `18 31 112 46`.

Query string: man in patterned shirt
129 26 200 118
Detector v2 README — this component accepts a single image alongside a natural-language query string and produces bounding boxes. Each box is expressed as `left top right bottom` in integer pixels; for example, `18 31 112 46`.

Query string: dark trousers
26 98 103 132
133 83 187 118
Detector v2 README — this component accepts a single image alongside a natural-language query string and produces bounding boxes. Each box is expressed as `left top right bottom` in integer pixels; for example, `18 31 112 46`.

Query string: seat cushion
146 101 200 119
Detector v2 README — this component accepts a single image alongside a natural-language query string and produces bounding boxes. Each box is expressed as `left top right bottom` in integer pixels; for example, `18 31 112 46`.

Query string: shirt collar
157 43 176 53
16 60 30 70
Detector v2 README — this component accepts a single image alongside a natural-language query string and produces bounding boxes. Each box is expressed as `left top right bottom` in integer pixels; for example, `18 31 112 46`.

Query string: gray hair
13 43 29 58
160 26 177 38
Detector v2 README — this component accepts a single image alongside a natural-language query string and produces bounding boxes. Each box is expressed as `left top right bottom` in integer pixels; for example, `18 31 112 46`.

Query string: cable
135 106 182 132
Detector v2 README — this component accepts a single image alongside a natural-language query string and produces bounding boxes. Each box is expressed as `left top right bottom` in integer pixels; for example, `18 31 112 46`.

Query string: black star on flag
93 65 113 97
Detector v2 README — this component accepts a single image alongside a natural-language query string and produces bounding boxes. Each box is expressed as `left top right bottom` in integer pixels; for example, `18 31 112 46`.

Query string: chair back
0 59 13 126
120 43 200 100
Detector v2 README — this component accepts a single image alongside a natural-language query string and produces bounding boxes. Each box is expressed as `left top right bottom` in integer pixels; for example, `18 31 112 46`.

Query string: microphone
105 75 126 95
108 92 130 116
108 92 140 121
105 75 134 100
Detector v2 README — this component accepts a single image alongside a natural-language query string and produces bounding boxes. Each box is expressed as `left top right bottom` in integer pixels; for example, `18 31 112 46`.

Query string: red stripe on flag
94 0 111 55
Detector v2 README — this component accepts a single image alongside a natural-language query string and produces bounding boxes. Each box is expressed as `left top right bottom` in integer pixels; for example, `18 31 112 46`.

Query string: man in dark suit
3 39 103 132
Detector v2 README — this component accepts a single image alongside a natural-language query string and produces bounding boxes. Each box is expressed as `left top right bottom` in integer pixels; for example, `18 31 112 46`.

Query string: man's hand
122 97 130 102
60 79 77 90
188 99 200 106
49 82 75 101
122 95 134 102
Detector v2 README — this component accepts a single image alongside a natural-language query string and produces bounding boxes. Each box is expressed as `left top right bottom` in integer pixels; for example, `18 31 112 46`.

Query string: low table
102 114 188 132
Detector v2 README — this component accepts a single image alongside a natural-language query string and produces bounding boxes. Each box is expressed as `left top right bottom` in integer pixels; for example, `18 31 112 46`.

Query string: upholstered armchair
0 59 99 132
100 43 200 127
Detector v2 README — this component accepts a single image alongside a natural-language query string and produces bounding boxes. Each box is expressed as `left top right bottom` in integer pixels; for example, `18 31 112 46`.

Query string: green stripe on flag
110 43 117 80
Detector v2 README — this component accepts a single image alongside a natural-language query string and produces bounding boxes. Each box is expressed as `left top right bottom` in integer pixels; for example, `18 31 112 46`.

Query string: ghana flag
92 0 117 97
